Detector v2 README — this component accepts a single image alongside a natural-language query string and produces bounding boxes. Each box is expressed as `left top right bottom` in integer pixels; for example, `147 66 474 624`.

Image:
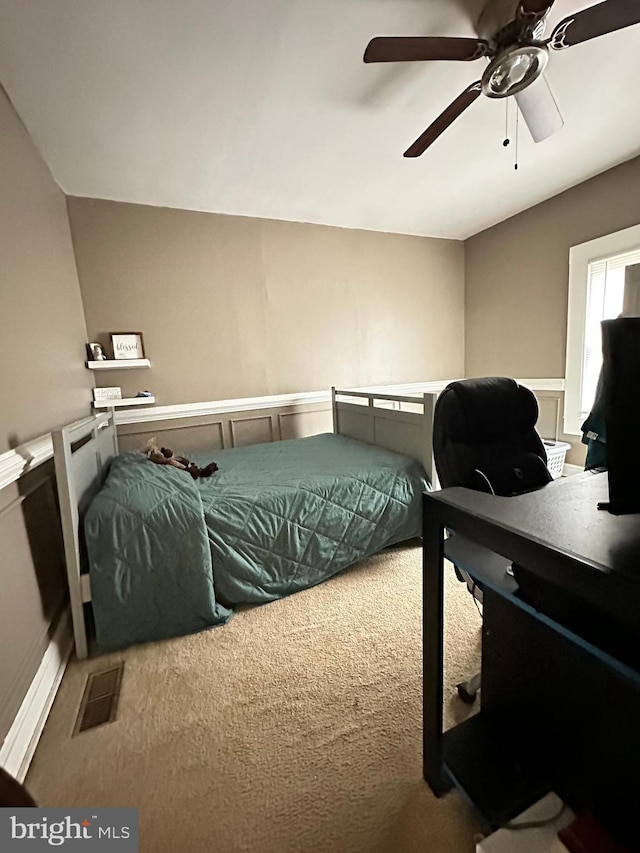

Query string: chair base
457 672 481 704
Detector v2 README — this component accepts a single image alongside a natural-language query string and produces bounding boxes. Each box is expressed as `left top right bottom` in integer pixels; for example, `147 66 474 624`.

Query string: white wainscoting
113 378 564 425
0 611 73 783
0 379 567 488
0 434 54 492
115 379 567 428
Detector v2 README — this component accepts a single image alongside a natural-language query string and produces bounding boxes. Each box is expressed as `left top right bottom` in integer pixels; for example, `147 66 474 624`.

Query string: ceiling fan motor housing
477 0 549 98
477 0 547 46
482 44 548 97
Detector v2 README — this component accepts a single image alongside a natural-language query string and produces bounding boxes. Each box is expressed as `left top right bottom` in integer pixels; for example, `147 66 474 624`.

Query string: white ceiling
0 0 639 240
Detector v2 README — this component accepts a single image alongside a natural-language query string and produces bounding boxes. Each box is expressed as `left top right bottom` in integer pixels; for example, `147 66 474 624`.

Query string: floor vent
73 663 124 735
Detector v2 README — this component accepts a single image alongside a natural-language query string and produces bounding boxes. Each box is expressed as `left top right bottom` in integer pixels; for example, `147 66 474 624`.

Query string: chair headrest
437 377 539 442
433 377 550 493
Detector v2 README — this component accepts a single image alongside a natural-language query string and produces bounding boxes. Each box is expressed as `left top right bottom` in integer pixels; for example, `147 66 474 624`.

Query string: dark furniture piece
422 471 640 849
432 376 553 701
432 376 552 498
0 767 36 807
601 317 640 515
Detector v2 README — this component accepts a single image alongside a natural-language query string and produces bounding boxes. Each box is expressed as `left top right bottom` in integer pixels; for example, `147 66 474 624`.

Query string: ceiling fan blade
515 75 564 142
518 0 555 15
548 0 640 49
403 82 482 158
363 37 490 64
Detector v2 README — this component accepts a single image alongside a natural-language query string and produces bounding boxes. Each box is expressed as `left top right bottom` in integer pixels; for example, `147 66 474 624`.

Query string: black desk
422 471 640 848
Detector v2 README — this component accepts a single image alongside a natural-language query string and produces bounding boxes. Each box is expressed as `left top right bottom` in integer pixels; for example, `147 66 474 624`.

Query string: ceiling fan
363 0 640 157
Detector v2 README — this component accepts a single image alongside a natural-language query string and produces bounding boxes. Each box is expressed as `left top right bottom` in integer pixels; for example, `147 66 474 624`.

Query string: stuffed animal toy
145 438 218 480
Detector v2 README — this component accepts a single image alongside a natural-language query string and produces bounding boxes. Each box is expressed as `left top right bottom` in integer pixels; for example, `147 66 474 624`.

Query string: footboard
52 412 118 659
331 388 437 487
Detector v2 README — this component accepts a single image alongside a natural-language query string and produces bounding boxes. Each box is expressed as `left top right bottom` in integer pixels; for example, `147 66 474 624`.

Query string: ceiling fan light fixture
481 45 548 98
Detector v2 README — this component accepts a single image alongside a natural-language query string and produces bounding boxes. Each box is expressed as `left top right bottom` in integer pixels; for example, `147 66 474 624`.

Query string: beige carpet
26 543 485 853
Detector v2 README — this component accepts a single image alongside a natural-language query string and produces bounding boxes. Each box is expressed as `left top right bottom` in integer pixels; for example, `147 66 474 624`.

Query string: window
564 224 640 436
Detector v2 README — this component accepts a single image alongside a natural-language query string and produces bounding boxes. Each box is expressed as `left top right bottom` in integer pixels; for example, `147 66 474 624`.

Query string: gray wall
0 87 93 746
67 198 466 405
464 155 640 462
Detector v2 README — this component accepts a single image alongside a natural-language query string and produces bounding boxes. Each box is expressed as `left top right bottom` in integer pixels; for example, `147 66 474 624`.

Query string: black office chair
432 376 553 702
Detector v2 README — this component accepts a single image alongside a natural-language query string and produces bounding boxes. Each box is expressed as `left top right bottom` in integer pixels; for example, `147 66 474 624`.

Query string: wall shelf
92 396 155 409
86 359 151 370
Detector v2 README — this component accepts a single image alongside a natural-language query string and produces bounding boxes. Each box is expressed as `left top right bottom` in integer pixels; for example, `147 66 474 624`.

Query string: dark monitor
600 317 640 515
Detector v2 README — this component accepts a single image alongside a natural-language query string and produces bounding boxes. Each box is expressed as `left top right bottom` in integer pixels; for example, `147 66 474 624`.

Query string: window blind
622 262 640 316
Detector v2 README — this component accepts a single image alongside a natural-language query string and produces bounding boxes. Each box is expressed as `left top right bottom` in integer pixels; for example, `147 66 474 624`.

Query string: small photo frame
93 386 122 402
110 332 145 360
87 342 107 361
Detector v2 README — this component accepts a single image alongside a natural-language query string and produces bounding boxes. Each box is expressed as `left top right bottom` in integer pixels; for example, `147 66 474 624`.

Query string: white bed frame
52 413 118 660
332 388 437 486
53 389 438 659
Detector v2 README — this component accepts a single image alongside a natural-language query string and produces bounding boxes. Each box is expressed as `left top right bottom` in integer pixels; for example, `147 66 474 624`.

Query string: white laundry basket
543 440 571 479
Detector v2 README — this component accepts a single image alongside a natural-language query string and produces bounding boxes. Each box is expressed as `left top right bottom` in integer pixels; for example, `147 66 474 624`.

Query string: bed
53 388 437 658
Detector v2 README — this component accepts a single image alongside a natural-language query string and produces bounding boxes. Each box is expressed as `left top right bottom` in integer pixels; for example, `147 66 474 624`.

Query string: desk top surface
425 471 640 584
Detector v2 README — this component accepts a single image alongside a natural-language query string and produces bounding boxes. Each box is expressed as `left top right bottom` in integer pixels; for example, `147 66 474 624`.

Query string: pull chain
501 99 520 170
503 99 510 148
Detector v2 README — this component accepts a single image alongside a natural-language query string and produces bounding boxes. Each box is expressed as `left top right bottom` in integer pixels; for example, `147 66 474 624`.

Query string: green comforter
85 433 428 650
84 453 232 651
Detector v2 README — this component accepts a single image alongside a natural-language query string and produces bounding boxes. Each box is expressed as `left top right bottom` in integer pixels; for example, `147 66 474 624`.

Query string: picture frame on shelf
93 387 122 402
87 342 107 361
110 332 145 360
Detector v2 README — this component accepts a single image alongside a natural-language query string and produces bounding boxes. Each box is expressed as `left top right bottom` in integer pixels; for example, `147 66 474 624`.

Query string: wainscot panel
0 461 67 745
116 402 333 454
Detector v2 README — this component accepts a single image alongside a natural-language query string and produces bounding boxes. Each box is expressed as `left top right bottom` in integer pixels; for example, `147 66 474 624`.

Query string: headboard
332 388 438 487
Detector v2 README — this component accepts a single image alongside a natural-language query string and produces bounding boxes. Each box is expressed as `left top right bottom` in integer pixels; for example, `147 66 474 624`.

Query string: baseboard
563 463 584 477
0 610 73 783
